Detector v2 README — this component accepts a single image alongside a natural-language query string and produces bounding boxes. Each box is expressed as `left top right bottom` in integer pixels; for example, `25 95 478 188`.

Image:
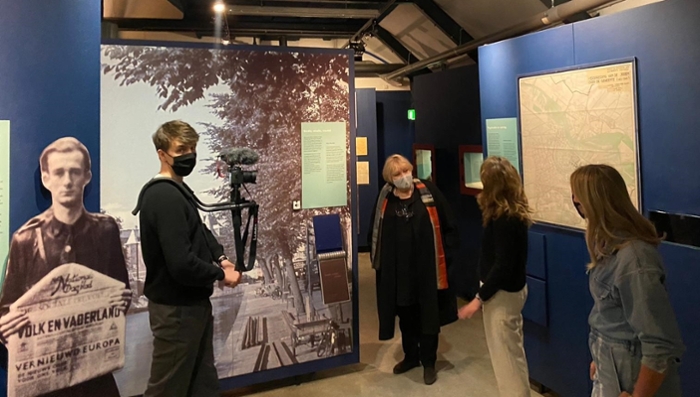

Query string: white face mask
393 174 413 190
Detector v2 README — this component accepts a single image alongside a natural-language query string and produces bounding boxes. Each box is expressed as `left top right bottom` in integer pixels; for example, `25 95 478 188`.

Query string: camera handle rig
189 183 259 273
133 177 259 273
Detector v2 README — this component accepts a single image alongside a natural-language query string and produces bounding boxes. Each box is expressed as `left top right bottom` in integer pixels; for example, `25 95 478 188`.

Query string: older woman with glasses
368 154 459 385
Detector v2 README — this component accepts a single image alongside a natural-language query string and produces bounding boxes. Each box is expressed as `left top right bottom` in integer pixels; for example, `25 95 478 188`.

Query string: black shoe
393 360 420 374
423 367 437 385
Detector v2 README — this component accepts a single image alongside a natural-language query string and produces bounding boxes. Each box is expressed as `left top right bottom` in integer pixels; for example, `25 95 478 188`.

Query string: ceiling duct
384 0 622 81
103 0 184 19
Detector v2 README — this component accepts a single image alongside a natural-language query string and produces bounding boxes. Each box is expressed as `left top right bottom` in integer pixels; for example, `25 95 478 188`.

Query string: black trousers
144 300 219 397
397 305 438 368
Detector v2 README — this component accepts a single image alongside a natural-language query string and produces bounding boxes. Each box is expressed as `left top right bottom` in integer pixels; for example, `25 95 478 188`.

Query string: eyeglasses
395 203 413 220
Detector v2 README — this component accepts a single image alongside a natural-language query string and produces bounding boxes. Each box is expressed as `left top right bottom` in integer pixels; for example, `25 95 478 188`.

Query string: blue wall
479 0 700 395
356 89 380 248
357 89 416 248
0 0 102 230
413 66 483 299
376 91 414 180
0 0 102 394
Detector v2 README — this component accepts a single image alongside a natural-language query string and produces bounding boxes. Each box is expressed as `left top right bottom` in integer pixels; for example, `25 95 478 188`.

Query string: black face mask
572 196 585 219
166 152 197 177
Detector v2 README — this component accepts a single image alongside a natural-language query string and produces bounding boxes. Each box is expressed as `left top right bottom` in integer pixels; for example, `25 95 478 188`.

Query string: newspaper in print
7 263 126 397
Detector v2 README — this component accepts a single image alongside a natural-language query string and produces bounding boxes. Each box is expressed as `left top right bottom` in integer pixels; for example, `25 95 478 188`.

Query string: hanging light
213 2 226 14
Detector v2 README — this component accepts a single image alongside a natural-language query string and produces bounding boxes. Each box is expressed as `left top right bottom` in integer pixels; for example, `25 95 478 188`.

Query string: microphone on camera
219 148 259 165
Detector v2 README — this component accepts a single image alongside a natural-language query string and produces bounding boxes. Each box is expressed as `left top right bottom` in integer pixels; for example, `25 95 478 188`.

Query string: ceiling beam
412 0 473 45
224 5 379 18
373 25 415 63
345 0 401 46
111 17 365 38
385 0 618 80
225 0 401 6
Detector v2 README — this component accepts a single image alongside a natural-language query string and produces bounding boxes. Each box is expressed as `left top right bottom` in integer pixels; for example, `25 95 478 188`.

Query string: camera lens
243 171 257 184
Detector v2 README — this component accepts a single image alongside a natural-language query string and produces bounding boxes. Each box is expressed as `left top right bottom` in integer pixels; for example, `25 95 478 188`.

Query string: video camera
133 147 261 273
186 148 260 272
219 147 258 188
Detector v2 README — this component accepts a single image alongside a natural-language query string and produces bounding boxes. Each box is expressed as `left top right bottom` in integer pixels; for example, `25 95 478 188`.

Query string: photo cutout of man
0 137 130 397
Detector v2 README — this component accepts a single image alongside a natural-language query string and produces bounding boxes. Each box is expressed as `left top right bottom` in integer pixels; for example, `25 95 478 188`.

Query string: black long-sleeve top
138 180 225 305
478 215 528 302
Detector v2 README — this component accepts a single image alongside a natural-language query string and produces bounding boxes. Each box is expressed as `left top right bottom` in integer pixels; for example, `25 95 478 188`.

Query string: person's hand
220 259 235 269
0 311 29 344
458 298 482 320
223 266 242 288
590 361 597 380
618 392 632 397
109 288 132 314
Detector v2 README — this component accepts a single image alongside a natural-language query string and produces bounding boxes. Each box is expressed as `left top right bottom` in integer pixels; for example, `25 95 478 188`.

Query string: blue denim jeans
589 330 682 397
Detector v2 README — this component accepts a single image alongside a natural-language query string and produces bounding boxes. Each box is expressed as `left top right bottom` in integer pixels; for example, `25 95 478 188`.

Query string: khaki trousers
482 286 530 397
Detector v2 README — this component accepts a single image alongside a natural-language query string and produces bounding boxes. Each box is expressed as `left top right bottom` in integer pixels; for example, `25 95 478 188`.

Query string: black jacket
368 180 459 339
478 215 528 301
1 209 129 310
136 179 225 306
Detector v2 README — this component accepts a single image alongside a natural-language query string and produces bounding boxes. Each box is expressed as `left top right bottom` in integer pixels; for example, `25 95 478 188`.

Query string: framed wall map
519 60 640 229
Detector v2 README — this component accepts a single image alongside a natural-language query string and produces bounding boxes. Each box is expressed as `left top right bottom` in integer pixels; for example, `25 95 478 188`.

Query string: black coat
369 180 459 340
1 208 128 397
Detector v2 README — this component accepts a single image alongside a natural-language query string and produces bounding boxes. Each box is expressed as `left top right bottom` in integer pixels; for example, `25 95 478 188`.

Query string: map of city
519 62 639 229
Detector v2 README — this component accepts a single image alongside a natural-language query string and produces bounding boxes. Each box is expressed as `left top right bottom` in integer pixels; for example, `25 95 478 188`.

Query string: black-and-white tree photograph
100 44 354 396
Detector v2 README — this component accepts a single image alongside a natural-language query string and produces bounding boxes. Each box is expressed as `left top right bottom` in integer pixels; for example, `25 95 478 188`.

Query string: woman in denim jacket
570 164 685 397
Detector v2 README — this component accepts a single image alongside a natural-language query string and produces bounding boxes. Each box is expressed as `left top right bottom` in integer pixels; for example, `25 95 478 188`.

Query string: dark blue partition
524 232 548 327
0 1 102 394
376 91 414 167
479 0 700 395
413 66 483 299
523 277 547 327
0 0 102 231
356 89 379 248
527 232 547 280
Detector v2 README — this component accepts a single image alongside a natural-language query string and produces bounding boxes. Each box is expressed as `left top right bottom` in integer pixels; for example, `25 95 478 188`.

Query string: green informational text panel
301 122 347 209
486 118 520 173
0 121 10 285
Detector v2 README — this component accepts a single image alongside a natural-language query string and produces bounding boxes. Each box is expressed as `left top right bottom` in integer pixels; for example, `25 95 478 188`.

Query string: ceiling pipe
354 62 404 77
383 0 620 81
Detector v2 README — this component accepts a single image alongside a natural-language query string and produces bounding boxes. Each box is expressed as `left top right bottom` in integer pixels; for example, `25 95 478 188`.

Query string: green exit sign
407 109 416 120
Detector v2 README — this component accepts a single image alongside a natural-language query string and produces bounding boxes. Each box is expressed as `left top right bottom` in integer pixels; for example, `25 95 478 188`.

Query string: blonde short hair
477 156 532 227
152 120 199 152
382 154 413 183
570 164 659 269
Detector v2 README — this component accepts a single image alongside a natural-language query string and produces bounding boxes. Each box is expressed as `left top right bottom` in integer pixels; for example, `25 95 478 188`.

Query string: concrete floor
224 253 554 397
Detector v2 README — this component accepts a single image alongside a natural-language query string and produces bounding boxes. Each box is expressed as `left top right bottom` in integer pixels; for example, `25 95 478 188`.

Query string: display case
412 144 436 183
459 145 484 196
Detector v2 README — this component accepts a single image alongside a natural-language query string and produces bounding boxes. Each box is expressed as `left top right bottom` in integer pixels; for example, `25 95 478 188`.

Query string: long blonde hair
570 164 660 269
478 156 532 227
